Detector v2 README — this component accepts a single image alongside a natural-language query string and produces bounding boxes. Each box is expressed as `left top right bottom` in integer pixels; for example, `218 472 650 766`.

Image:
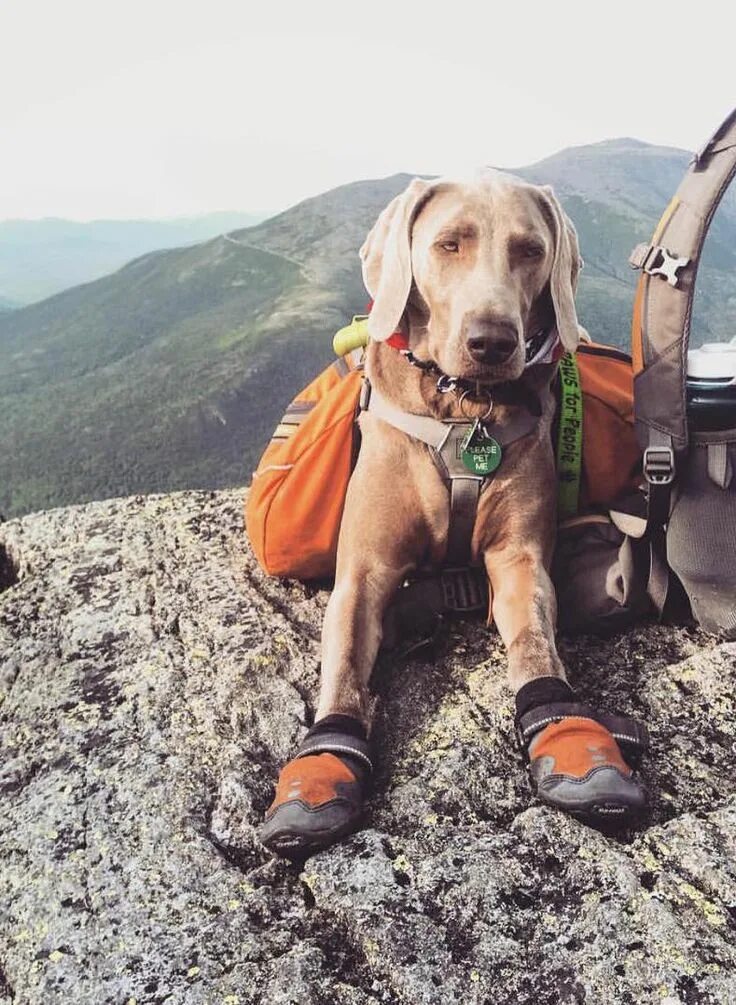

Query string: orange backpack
245 341 641 580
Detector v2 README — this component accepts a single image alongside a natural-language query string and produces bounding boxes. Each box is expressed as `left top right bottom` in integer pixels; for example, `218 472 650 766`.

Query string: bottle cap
687 342 736 382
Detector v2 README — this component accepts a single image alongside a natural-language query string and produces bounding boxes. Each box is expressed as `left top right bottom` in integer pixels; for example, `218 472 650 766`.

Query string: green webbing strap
556 353 583 521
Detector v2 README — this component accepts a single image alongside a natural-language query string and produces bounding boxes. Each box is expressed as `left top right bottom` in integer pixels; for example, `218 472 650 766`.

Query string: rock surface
1 488 736 1005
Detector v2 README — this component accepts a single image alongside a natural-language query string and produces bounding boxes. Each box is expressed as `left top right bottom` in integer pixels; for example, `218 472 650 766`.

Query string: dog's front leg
485 541 646 822
261 437 426 857
483 543 564 690
316 554 409 726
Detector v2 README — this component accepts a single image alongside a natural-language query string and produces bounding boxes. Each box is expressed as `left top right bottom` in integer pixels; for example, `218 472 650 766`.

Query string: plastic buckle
358 377 371 412
643 445 675 486
641 245 690 287
440 567 488 612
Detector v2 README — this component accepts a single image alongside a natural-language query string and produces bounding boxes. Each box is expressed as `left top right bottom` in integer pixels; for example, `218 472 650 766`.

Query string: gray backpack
626 106 736 635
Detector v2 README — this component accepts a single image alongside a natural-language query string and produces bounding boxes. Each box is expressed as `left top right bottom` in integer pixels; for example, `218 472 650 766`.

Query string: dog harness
360 381 544 566
357 328 563 621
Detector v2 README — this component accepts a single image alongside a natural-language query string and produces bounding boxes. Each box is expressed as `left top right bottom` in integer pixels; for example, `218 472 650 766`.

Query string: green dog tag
461 425 503 475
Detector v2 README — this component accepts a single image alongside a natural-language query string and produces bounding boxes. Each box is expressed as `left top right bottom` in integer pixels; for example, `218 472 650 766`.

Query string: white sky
1 0 733 221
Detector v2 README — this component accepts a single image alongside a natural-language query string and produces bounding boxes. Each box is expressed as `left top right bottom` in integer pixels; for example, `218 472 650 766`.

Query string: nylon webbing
362 378 543 627
446 477 483 566
555 353 583 520
631 106 736 453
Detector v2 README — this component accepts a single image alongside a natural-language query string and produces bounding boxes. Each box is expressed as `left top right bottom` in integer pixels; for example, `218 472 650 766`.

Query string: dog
261 171 646 858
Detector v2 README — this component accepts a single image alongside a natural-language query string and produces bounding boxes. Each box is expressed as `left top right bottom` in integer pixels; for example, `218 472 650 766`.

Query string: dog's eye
438 240 459 253
516 242 545 260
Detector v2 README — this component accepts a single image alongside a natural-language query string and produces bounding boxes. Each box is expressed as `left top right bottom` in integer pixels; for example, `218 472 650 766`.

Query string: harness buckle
643 445 675 486
440 567 488 613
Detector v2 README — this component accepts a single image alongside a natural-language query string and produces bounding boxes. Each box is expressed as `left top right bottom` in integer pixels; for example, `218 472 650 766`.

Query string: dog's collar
387 326 562 398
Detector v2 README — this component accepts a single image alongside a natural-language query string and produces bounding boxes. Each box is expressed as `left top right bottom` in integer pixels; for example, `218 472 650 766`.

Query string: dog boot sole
260 800 363 860
534 765 647 828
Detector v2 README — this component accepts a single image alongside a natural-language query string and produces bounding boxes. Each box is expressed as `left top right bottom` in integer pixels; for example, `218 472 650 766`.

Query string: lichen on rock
1 489 736 1004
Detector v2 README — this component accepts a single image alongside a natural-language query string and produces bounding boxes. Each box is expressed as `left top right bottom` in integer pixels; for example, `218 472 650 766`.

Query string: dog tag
460 422 502 475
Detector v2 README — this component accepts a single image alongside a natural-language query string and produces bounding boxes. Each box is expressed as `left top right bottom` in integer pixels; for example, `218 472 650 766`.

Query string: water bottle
686 341 736 431
670 338 736 636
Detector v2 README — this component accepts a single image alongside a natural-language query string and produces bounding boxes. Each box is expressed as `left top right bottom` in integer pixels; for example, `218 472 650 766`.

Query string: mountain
0 295 18 313
514 139 736 346
0 178 411 517
2 140 735 518
0 211 269 304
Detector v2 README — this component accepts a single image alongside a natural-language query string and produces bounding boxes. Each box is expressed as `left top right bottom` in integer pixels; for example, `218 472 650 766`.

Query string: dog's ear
360 177 433 342
539 185 583 353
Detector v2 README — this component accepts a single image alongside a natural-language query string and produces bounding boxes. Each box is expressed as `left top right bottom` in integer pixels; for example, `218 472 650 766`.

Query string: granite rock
1 489 735 1004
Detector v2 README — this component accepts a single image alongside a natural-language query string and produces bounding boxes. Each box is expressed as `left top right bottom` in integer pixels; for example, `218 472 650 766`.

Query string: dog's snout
466 318 519 366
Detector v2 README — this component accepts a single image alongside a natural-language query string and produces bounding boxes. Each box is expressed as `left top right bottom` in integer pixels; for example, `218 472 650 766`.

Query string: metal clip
458 387 493 420
436 374 459 394
643 445 675 486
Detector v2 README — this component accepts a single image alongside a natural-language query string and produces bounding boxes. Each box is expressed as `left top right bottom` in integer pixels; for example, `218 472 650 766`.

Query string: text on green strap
556 353 583 521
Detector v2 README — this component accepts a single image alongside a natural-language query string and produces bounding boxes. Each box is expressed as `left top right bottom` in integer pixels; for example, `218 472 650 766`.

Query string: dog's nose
466 319 519 366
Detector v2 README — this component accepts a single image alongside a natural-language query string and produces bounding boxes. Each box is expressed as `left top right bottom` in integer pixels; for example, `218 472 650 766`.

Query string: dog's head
360 170 583 382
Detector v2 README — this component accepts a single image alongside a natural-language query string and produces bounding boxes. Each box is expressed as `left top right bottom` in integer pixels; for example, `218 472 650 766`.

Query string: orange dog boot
516 699 648 825
260 721 372 859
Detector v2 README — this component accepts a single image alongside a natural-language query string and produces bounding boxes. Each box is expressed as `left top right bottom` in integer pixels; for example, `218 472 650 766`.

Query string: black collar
399 328 555 413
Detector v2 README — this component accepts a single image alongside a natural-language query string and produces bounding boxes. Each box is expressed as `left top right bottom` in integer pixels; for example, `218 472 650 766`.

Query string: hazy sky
1 0 732 221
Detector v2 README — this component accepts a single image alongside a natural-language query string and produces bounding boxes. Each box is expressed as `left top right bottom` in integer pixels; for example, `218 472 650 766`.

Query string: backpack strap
630 107 736 458
629 107 736 612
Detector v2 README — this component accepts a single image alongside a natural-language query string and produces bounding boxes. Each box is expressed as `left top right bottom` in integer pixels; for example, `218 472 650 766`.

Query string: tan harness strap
359 380 450 449
362 382 540 452
361 380 541 568
447 477 483 566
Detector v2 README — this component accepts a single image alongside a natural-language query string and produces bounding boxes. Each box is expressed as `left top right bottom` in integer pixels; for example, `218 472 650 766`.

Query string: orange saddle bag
245 341 641 581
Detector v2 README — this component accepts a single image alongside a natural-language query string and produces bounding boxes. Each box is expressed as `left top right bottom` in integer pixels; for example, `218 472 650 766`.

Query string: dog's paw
528 717 647 826
260 753 365 859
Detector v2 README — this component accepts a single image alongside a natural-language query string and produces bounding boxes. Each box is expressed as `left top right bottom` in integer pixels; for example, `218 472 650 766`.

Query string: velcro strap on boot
296 732 374 773
515 702 649 759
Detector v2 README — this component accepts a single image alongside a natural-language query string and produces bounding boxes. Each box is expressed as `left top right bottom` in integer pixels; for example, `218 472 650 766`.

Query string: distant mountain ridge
0 211 269 304
1 138 735 517
511 137 691 213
